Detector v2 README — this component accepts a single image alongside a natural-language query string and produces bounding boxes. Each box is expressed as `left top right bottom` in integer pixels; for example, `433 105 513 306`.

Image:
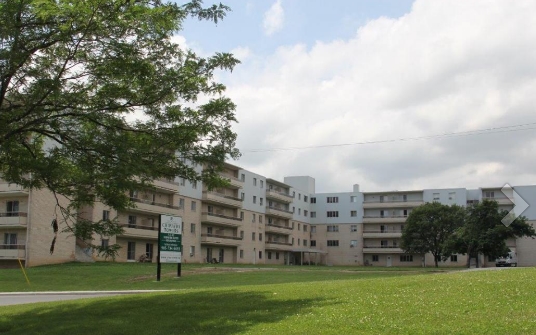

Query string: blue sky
182 0 414 55
176 0 536 193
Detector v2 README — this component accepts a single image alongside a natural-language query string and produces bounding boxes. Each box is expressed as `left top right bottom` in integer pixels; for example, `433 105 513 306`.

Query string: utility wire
242 122 536 153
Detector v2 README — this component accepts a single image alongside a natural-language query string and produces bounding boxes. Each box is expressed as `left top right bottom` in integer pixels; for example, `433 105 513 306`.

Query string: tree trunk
466 248 472 268
433 254 438 268
476 253 480 268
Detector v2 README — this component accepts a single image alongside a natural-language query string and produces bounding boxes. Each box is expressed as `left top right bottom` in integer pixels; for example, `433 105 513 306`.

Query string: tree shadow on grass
0 290 324 335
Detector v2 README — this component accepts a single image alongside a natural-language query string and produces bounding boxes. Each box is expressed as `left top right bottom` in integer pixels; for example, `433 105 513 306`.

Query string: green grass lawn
1 264 534 334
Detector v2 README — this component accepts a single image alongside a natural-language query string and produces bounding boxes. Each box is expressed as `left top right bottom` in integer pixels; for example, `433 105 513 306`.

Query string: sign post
157 214 182 281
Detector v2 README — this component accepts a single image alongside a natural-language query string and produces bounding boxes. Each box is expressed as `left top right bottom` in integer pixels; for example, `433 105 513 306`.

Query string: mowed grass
1 265 536 334
0 262 445 292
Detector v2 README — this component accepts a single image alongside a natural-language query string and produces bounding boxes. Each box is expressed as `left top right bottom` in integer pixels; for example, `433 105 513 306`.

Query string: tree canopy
0 0 240 256
400 202 465 267
445 200 535 267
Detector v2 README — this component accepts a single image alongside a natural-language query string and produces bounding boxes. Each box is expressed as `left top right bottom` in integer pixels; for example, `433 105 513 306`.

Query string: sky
179 0 536 193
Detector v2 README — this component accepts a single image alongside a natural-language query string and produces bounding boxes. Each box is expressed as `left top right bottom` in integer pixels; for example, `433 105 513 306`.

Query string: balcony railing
363 215 407 219
364 245 400 249
266 223 292 230
203 212 242 222
266 240 293 246
266 189 294 198
0 212 27 218
120 224 158 231
0 244 25 250
363 230 403 234
130 197 180 210
266 206 293 214
204 191 242 202
201 233 242 240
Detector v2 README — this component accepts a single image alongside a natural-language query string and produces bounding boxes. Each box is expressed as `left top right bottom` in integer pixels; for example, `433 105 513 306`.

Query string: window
259 216 263 224
192 181 197 189
101 239 109 248
276 252 280 260
240 211 244 219
311 226 317 233
327 211 339 218
433 193 440 202
207 205 213 213
6 201 19 215
304 225 308 232
268 252 272 260
311 212 316 218
128 215 136 227
260 198 263 206
259 251 262 259
268 217 273 224
298 208 301 215
259 233 262 241
299 193 301 200
241 174 245 181
146 243 154 260
380 210 385 218
102 210 110 221
240 249 244 258
260 180 264 188
310 240 316 247
190 223 196 234
372 255 379 262
304 196 308 202
304 210 308 217
400 255 413 262
130 190 138 199
253 196 257 204
327 240 339 247
351 225 358 232
327 225 339 232
350 196 357 203
303 240 308 247
485 191 495 198
127 242 136 260
450 255 458 262
403 209 408 217
298 223 301 231
180 178 185 186
403 194 407 202
252 232 255 241
252 214 256 223
190 246 195 257
327 197 339 203
298 239 301 246
350 210 357 217
179 198 185 209
310 197 316 204
380 195 384 203
240 231 244 239
292 206 295 213
381 240 388 247
241 192 245 200
350 240 358 247
293 191 296 197
207 227 213 235
253 178 257 186
191 201 196 211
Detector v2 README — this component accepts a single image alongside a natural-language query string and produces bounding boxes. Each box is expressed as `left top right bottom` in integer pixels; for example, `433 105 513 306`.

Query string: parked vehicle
495 249 517 267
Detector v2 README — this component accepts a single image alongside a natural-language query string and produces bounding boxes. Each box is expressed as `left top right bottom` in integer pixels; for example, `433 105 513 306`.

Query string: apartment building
2 167 535 268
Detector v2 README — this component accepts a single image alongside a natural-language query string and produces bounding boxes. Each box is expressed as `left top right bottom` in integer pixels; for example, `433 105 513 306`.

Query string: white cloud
227 0 536 192
231 46 252 62
263 0 285 36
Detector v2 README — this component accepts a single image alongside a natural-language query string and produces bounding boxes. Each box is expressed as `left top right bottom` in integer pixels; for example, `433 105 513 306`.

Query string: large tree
445 200 535 268
401 202 466 267
0 0 240 257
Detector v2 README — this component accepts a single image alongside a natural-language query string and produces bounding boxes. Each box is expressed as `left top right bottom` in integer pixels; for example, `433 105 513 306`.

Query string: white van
495 249 517 267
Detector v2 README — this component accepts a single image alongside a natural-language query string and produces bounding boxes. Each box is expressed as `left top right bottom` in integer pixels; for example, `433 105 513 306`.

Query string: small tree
445 200 535 268
401 202 465 267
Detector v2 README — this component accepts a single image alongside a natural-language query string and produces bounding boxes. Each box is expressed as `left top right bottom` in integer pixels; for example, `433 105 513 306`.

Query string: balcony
265 240 293 251
265 223 293 235
482 197 513 206
363 230 403 238
119 224 158 240
201 233 242 247
265 189 294 204
0 212 27 228
363 200 423 209
0 244 26 259
129 197 180 215
152 179 179 194
362 215 407 223
362 245 404 253
201 212 242 228
265 206 293 219
0 183 28 197
221 174 244 189
202 191 242 208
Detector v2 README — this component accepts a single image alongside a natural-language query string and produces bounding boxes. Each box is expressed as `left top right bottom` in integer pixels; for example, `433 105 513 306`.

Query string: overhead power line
242 122 536 153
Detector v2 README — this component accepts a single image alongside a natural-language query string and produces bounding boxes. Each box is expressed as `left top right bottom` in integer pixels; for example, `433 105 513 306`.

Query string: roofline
224 161 242 171
362 190 423 195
